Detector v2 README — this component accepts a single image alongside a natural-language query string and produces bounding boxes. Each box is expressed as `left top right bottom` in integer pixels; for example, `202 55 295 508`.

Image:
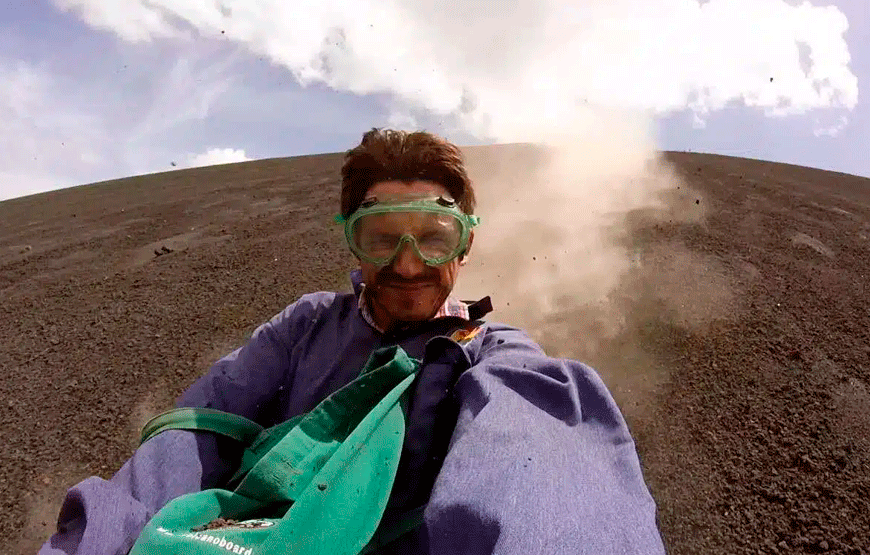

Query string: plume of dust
457 106 698 365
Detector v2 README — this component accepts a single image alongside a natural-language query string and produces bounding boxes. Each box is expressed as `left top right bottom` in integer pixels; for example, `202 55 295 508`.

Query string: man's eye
419 232 451 245
367 234 398 247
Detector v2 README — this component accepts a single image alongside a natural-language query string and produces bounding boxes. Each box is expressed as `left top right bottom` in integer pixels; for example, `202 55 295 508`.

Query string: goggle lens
351 211 463 263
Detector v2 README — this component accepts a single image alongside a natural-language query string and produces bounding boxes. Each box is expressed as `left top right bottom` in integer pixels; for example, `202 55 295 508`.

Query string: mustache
375 273 438 286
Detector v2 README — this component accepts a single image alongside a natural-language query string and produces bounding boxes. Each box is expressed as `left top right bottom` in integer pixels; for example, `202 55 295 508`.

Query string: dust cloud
459 111 693 350
455 110 723 415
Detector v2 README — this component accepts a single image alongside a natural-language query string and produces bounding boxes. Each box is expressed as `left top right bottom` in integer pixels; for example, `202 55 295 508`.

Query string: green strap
139 407 264 446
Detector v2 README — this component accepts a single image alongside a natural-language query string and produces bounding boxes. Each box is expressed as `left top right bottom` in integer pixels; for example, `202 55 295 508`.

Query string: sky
0 0 867 201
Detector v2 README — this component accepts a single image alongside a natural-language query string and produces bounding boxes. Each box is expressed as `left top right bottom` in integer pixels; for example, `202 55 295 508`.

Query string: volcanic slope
2 149 868 555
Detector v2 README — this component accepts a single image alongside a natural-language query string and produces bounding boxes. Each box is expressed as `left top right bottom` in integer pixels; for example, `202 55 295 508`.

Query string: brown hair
340 128 476 218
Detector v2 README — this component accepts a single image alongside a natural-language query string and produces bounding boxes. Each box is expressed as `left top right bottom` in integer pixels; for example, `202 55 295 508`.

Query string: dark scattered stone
191 517 239 532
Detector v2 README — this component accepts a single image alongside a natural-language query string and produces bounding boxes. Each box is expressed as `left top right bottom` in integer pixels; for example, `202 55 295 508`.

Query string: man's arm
38 301 305 555
422 324 666 554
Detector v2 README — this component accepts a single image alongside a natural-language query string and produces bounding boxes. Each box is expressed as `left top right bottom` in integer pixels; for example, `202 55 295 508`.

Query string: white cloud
52 0 187 42
385 110 419 132
184 148 251 168
814 115 849 137
49 0 859 140
3 0 860 201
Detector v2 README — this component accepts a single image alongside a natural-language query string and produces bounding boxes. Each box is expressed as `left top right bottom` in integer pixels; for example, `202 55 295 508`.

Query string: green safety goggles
335 195 480 267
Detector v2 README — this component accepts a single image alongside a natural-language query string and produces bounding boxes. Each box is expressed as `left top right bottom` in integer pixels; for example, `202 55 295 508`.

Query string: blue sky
0 0 865 201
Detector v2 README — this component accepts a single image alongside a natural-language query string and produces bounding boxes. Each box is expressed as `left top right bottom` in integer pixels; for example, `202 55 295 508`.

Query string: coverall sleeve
422 324 666 554
37 301 303 555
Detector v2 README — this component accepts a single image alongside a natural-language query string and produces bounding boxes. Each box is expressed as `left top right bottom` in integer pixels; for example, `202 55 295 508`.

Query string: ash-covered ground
2 149 868 554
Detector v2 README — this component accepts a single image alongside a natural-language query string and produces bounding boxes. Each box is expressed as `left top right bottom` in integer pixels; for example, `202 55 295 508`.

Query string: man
40 128 666 554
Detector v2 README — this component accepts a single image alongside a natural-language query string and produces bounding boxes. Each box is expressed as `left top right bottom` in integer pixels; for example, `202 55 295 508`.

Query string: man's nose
391 241 426 278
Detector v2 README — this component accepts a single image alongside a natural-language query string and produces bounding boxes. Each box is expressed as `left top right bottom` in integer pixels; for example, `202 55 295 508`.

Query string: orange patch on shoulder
450 326 482 344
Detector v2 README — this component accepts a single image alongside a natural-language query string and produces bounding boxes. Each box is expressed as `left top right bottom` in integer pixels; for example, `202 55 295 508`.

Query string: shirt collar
350 269 470 334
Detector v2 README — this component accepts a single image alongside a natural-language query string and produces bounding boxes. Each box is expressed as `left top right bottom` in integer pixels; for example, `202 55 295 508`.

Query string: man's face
356 180 473 331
